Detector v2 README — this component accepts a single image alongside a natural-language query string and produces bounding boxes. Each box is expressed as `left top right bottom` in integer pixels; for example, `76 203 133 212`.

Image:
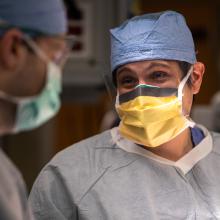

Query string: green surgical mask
0 61 62 133
13 61 61 132
0 35 63 133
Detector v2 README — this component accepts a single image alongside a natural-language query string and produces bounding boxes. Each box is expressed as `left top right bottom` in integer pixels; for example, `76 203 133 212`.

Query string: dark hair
177 61 195 103
112 69 117 87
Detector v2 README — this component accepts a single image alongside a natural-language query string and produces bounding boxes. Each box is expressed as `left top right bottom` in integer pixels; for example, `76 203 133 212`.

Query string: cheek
25 58 47 94
182 87 194 115
35 60 47 91
117 87 132 95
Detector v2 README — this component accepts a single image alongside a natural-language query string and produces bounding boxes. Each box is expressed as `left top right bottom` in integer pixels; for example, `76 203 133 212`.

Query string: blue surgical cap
110 10 196 72
0 0 67 36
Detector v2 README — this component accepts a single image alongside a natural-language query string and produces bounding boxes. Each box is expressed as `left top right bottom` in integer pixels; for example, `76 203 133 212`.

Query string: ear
191 62 205 94
0 29 25 72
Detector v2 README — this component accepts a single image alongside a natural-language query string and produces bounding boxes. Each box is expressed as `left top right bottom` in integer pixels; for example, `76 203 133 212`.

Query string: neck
0 99 16 135
146 128 193 161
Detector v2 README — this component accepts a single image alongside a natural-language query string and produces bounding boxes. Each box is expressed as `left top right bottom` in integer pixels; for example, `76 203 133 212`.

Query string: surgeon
0 0 74 219
29 11 220 219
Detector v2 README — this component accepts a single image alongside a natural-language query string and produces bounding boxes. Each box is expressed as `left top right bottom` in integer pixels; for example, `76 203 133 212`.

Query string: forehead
117 60 181 75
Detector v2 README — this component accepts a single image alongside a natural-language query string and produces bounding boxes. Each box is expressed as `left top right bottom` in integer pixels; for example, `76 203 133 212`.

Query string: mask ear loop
115 92 120 107
22 34 49 62
177 65 194 102
177 65 195 127
0 89 36 104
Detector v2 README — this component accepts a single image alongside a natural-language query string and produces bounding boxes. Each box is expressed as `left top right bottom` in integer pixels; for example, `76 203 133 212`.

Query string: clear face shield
101 68 117 103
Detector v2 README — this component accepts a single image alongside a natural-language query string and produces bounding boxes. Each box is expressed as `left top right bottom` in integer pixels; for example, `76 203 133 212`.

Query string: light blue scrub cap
0 0 67 36
110 10 196 72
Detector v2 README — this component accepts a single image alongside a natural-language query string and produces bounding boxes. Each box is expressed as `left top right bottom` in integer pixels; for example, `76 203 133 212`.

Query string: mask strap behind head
22 35 49 62
178 65 193 101
0 89 37 104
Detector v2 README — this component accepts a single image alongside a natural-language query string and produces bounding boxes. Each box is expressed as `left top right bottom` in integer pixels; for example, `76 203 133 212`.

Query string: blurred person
29 11 220 219
0 0 74 219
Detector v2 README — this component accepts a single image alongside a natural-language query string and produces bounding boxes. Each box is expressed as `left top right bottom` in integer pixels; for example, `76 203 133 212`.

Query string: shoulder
29 130 139 218
196 125 220 155
50 129 114 168
30 129 139 201
0 149 31 220
30 130 118 202
211 131 220 141
0 148 22 179
0 149 26 194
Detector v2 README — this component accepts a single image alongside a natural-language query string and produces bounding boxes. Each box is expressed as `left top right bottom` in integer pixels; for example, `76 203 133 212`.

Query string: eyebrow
117 61 172 76
148 62 171 69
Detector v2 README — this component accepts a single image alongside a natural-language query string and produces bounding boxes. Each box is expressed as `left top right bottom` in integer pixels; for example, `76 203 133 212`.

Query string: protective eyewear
22 34 76 66
0 19 76 66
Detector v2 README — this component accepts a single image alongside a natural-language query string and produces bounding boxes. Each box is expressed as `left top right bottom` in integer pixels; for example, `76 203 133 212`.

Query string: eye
148 71 170 82
117 75 138 89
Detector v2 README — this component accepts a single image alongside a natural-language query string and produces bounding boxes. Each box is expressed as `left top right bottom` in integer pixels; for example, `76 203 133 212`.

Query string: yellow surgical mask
115 67 195 148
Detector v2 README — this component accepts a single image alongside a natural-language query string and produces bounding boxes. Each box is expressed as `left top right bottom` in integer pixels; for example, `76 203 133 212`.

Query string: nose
138 78 146 85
